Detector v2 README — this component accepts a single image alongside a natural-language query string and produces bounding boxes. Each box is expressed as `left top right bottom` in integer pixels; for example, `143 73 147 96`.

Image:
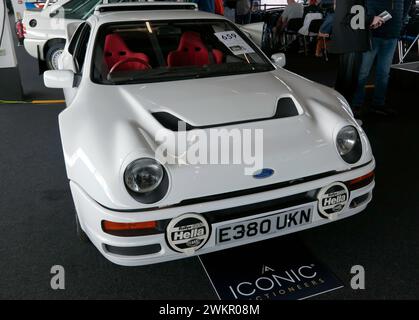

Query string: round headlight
336 126 362 164
124 158 164 194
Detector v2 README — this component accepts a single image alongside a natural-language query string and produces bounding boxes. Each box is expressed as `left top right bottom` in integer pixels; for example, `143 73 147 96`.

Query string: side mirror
271 53 286 68
44 70 74 88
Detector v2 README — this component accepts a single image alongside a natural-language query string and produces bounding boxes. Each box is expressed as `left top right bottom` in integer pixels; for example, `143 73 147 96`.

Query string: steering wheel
107 57 151 79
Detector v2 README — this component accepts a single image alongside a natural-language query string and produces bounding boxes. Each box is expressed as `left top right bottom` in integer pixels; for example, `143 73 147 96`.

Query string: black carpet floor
0 40 418 299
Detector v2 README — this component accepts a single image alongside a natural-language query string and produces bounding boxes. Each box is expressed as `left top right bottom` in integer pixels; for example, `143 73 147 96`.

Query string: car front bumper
70 159 375 266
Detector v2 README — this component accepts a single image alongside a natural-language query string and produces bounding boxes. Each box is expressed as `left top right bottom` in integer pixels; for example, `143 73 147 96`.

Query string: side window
73 24 91 73
68 23 85 55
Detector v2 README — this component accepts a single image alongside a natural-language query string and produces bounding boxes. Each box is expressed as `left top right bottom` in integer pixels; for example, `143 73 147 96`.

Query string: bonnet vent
152 97 299 131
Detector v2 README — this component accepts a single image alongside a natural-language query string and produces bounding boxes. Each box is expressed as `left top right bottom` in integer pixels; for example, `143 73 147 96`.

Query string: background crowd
193 0 417 117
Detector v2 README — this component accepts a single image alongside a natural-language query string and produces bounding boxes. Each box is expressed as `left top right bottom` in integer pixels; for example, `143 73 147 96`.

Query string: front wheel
46 43 65 70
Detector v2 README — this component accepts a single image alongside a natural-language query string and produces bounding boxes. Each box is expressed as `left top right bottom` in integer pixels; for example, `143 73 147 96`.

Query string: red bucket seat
167 31 223 67
104 33 150 72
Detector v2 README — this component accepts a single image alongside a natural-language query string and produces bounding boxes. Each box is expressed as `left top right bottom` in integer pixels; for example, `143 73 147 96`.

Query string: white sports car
44 3 375 266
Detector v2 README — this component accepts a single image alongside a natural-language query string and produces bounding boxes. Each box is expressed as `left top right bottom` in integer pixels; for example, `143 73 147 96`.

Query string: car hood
119 71 298 127
59 68 373 210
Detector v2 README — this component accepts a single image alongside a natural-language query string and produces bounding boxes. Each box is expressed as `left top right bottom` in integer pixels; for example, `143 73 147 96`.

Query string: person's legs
335 53 355 100
273 18 284 46
336 52 370 104
349 52 363 102
338 52 363 104
372 38 398 107
315 37 324 57
244 12 251 24
236 13 251 25
352 39 379 107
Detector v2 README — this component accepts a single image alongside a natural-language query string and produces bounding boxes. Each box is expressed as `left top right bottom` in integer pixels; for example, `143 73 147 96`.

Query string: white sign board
214 31 255 56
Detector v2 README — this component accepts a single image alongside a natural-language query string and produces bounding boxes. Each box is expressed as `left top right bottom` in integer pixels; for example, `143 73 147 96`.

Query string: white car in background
23 0 137 69
44 3 375 266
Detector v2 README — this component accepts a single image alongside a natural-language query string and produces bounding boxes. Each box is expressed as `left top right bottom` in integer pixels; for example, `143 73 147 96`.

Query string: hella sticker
166 213 210 255
253 168 275 179
317 182 349 219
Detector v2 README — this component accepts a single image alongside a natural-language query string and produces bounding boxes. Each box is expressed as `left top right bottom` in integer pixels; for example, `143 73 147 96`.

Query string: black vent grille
152 97 299 131
274 97 299 118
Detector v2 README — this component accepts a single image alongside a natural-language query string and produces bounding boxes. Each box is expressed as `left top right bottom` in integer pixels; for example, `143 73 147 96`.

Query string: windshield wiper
108 68 175 83
108 67 211 84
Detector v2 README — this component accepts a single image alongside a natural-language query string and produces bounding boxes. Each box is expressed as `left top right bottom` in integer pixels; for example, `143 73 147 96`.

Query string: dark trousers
353 37 398 107
335 52 363 104
236 13 251 25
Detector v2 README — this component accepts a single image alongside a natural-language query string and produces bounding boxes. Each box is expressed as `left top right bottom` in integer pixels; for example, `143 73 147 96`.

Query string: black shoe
370 105 398 116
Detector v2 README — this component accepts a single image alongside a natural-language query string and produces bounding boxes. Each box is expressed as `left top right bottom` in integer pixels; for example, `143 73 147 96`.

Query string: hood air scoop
152 97 300 132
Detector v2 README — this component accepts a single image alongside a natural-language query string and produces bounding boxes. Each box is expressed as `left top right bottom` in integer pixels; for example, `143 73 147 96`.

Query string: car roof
92 10 223 24
89 3 225 25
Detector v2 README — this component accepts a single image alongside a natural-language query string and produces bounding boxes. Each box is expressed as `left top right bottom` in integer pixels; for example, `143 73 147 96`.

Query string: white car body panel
46 6 375 266
240 22 264 48
60 70 372 211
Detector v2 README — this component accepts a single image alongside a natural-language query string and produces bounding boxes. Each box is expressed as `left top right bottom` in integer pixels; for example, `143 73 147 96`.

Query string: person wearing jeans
352 0 412 116
352 37 398 110
328 0 376 109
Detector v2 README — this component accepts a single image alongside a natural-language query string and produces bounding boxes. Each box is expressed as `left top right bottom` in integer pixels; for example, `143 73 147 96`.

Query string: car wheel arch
43 38 66 58
44 38 66 69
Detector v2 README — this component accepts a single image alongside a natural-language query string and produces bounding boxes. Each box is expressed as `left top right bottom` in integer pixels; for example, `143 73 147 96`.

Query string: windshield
91 19 274 85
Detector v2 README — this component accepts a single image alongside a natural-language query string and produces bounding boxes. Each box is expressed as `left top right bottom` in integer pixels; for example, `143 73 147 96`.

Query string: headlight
336 126 362 164
124 158 169 204
125 158 163 193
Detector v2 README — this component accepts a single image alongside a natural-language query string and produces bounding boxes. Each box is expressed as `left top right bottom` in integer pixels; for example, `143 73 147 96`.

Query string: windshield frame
90 18 275 86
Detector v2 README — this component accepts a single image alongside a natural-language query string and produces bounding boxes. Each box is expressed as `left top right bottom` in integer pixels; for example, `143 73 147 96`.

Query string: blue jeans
352 37 398 107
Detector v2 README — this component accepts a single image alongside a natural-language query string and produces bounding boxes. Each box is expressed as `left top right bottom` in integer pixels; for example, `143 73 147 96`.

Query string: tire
75 213 90 243
45 42 65 70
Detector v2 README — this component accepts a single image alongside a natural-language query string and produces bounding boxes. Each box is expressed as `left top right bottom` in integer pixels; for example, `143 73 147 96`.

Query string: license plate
216 204 314 244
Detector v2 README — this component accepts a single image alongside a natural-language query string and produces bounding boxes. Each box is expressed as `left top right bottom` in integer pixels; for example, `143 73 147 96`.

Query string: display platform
200 237 343 300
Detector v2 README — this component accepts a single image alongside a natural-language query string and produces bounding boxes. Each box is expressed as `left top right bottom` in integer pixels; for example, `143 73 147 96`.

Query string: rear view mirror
271 53 286 68
44 70 74 89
